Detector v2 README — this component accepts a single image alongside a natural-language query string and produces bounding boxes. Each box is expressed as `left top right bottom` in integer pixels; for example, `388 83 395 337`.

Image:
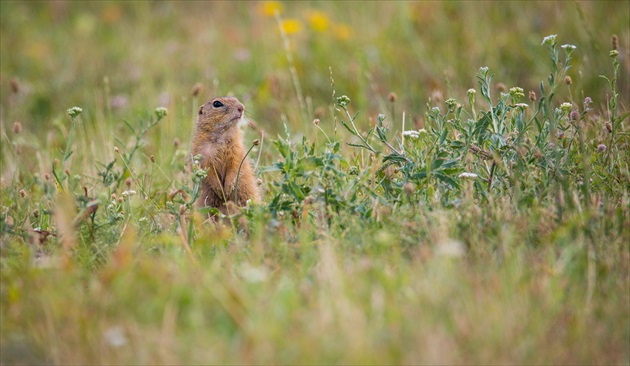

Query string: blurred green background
1 1 628 140
1 3 629 364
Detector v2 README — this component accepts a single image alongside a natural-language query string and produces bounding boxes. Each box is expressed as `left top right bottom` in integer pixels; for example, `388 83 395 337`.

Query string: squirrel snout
236 103 244 114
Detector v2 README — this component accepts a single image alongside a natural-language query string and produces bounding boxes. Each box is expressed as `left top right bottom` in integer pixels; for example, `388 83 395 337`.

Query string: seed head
252 139 260 146
529 90 537 102
125 178 132 188
19 189 26 198
179 205 186 215
388 92 397 103
605 122 613 133
564 76 572 85
173 138 180 148
403 182 415 196
584 97 592 109
191 82 203 97
12 121 22 134
114 146 119 153
150 155 155 163
612 34 618 50
496 83 506 93
312 118 320 126
10 78 19 93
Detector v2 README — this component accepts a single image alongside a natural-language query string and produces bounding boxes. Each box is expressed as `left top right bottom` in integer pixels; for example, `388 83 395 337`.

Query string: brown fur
191 96 259 214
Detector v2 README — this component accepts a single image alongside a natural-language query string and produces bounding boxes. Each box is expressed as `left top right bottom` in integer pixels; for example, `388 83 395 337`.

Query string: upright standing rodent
191 96 259 214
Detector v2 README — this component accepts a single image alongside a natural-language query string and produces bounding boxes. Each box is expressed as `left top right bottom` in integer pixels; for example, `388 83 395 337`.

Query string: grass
1 1 629 364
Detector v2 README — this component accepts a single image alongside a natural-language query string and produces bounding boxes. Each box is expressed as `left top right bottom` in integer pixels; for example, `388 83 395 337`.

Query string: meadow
1 1 629 364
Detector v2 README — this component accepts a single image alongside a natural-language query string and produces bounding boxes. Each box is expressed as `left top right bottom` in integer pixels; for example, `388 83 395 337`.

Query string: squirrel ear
198 107 203 115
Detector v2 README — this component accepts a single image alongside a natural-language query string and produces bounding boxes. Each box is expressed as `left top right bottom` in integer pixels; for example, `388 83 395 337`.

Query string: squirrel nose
237 103 244 114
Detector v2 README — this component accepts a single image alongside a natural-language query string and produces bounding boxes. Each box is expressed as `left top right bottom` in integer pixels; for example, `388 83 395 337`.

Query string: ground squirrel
191 96 259 214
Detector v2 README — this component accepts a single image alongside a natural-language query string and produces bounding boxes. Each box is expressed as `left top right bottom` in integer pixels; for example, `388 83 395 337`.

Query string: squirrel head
196 96 245 133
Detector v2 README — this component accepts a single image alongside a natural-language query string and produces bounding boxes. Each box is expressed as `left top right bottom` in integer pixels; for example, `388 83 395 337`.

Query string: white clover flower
560 102 573 114
121 190 136 197
67 106 83 117
561 44 576 50
239 264 269 283
336 95 351 108
458 172 478 180
541 34 557 46
154 107 168 119
514 103 529 109
435 239 466 258
445 98 458 109
104 326 127 348
403 130 420 139
417 128 427 134
467 88 476 95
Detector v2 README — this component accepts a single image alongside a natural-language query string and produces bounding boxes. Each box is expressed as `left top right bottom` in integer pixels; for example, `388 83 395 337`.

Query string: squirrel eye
198 107 203 115
212 101 224 108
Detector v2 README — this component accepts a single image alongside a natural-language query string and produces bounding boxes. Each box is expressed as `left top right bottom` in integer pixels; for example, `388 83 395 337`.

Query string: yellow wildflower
332 23 353 40
259 1 283 17
306 10 329 32
281 19 303 35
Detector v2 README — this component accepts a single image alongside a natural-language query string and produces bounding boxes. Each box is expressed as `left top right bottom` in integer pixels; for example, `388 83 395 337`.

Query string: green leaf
340 119 356 136
434 172 459 188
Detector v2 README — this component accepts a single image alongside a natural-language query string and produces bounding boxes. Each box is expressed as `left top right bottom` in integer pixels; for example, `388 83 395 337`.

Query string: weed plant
1 2 629 364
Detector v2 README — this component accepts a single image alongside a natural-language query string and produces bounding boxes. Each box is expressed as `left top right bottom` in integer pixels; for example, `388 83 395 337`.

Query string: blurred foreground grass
1 1 629 364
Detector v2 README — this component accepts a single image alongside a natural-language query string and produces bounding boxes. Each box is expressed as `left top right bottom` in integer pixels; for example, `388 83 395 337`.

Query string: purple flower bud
597 144 606 152
570 110 579 121
584 97 592 105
